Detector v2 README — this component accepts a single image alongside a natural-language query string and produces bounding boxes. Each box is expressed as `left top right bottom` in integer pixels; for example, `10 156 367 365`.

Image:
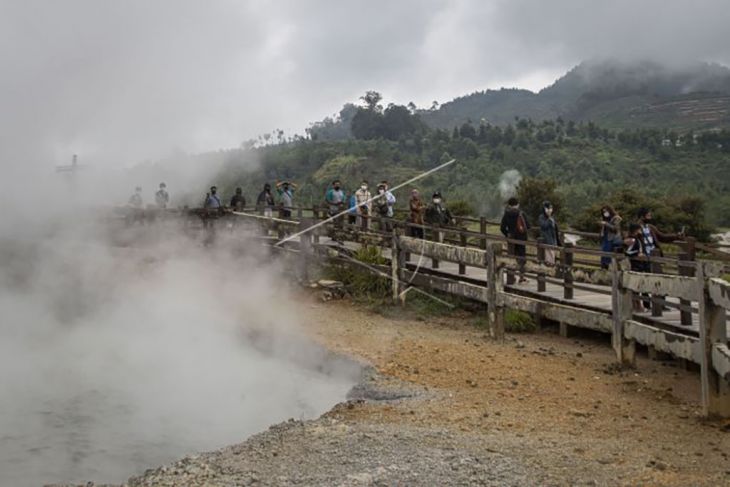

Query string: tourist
354 180 372 230
637 208 683 259
599 205 623 269
204 186 222 209
325 179 346 223
128 186 143 208
256 183 275 218
538 201 561 266
155 182 170 209
229 187 246 211
625 223 650 311
409 189 425 239
500 197 529 283
276 180 297 219
347 191 358 226
380 180 396 218
424 191 453 227
374 183 391 232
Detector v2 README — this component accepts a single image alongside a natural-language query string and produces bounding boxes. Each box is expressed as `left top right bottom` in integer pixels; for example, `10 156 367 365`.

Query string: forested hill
419 60 730 131
211 116 730 240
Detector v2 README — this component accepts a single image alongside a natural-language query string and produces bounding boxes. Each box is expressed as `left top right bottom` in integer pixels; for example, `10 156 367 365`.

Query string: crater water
0 238 360 486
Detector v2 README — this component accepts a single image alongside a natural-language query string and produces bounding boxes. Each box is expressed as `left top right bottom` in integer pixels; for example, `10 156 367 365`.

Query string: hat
432 191 442 198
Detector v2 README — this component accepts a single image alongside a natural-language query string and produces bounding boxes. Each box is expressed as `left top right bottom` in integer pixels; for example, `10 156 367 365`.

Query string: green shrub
326 245 390 300
504 309 537 333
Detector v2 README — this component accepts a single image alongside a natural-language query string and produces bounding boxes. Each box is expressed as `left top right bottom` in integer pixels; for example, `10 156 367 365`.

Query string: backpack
516 212 527 235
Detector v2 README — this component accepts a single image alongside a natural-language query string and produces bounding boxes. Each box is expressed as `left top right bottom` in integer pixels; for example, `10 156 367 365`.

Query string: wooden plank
498 292 613 333
621 271 697 301
623 320 702 363
708 278 730 310
495 255 558 277
712 343 730 383
401 269 487 303
398 235 486 268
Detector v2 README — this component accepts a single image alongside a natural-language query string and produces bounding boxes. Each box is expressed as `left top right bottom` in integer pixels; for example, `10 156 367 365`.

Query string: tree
360 91 383 112
459 122 477 140
351 108 384 140
516 178 565 227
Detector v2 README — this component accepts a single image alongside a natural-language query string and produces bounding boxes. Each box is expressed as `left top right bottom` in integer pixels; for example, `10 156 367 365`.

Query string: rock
317 279 344 288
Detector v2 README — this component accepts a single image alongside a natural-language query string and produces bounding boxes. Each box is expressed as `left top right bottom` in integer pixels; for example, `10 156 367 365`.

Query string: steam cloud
0 182 360 486
498 169 522 200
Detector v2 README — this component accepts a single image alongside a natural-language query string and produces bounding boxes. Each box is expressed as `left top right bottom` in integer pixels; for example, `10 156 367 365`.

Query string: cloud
0 0 728 171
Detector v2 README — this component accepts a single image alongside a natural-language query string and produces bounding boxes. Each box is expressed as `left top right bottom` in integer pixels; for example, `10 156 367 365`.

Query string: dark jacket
538 213 561 246
501 207 529 241
230 194 246 210
256 190 275 209
425 203 453 226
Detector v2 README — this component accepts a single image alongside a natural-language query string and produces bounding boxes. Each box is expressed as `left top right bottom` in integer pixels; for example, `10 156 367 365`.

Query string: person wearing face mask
354 180 372 230
325 179 346 228
380 180 396 218
538 201 561 266
256 183 275 218
425 191 453 227
204 185 222 209
276 180 297 219
599 205 623 269
374 184 391 232
202 185 222 245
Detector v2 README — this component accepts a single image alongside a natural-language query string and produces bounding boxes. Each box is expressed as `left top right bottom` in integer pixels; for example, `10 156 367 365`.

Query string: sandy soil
123 293 729 486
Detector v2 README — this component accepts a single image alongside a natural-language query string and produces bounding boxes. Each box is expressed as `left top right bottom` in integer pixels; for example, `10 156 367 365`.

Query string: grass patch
471 309 537 333
505 309 537 333
325 245 390 301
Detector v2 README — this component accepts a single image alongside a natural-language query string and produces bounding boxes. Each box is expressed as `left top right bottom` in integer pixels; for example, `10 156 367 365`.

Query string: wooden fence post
679 237 696 326
505 240 516 286
458 232 467 275
391 229 403 304
697 262 730 417
562 242 574 300
486 243 505 340
299 218 312 283
431 226 441 270
650 260 664 317
610 256 635 366
479 217 487 250
536 238 546 293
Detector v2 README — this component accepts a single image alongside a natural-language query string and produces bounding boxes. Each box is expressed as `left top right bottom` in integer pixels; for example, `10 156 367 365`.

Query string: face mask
361 185 367 190
546 208 553 215
433 198 441 204
378 189 385 194
603 211 610 218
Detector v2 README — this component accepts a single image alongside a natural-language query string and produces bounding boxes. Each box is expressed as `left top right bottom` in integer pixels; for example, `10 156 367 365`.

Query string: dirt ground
126 293 730 486
300 296 730 486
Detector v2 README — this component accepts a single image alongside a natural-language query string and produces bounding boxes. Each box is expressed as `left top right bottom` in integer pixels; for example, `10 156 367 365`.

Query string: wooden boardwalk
323 236 726 339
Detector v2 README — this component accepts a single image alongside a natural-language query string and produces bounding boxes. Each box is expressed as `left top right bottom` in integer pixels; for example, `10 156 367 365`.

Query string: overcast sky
2 0 729 169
